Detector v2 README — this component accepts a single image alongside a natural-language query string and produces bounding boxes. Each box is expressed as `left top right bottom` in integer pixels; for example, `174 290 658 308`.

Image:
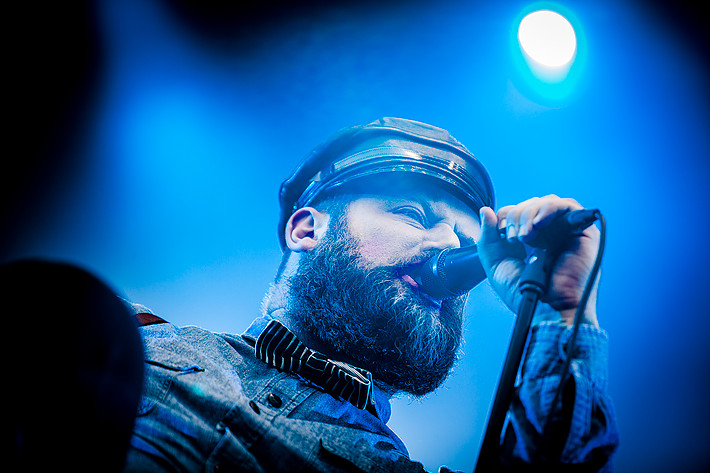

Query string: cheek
357 237 391 264
353 224 421 267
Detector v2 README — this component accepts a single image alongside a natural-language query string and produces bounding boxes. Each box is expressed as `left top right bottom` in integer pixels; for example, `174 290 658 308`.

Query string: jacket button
267 393 283 408
249 400 260 414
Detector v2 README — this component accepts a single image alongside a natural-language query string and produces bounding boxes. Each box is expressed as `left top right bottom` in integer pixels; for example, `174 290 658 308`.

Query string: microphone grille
420 249 461 300
435 250 449 282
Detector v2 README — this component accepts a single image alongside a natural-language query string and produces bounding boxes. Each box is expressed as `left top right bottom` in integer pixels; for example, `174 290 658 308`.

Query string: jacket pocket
137 359 205 416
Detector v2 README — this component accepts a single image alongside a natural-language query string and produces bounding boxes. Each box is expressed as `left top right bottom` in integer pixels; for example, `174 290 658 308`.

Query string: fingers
497 195 582 242
480 195 598 322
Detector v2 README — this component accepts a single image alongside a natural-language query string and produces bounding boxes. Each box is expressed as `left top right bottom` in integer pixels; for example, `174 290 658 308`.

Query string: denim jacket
123 309 618 472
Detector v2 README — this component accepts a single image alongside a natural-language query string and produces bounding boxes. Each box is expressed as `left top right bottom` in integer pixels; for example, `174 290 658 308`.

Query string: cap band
295 146 490 213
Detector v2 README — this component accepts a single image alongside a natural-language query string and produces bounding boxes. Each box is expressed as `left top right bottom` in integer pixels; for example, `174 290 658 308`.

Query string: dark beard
287 216 466 396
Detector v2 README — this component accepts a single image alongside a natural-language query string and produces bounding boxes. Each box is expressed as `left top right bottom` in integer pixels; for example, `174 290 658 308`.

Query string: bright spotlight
518 10 576 82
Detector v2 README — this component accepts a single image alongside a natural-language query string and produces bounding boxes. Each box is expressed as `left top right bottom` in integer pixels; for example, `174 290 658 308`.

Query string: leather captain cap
277 117 495 250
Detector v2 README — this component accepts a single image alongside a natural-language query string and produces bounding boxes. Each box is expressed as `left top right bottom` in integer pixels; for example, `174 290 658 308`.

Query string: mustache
372 248 443 276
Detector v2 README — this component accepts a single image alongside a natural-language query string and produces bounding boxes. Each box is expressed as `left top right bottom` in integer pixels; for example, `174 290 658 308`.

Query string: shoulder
121 298 155 317
138 319 255 373
122 299 274 383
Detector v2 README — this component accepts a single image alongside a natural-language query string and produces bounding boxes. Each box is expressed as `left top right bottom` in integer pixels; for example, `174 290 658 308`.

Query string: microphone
420 245 486 300
419 208 599 299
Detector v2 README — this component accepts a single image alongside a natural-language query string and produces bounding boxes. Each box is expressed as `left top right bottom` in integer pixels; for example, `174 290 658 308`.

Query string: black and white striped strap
255 319 375 413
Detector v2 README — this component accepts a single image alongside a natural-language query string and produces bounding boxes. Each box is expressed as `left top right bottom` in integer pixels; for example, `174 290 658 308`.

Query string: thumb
477 206 527 314
478 206 500 244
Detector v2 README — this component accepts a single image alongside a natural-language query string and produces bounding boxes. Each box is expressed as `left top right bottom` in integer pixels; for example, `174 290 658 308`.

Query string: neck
261 258 316 346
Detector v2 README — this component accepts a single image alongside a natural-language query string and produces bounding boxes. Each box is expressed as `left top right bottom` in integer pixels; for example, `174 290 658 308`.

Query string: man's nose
422 222 460 251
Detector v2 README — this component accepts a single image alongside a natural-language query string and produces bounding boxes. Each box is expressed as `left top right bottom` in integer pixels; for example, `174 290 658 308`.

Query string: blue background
5 0 709 471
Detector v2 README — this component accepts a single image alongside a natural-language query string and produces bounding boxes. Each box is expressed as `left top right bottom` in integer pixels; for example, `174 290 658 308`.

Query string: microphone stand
473 247 555 473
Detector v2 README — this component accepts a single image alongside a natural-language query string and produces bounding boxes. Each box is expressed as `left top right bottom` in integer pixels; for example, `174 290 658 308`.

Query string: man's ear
285 207 329 252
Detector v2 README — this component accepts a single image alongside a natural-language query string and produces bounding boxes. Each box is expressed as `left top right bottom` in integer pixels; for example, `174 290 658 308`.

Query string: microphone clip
518 247 556 297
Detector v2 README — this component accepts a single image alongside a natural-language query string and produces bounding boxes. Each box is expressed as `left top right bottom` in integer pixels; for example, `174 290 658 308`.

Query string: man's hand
477 195 600 327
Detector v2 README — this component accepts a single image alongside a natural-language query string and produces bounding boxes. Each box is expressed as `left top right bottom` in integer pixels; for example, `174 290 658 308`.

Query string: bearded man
121 117 618 472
